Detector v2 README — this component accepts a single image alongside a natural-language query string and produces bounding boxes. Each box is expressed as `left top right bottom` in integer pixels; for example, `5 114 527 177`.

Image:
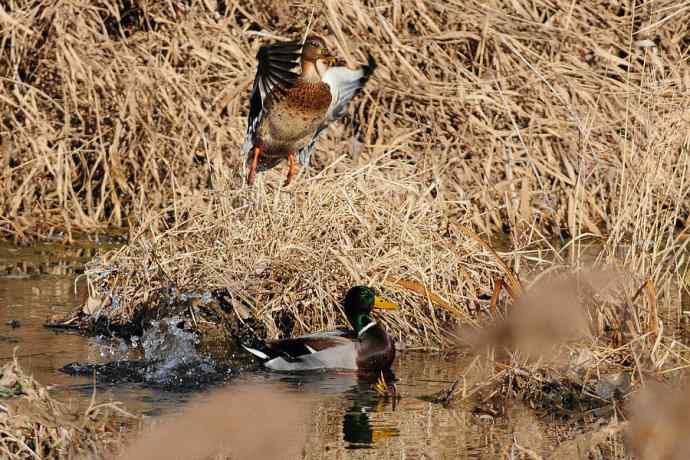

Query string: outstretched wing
241 40 303 159
298 56 376 166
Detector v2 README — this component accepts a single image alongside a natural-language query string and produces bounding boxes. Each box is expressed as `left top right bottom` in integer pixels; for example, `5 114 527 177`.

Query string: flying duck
241 35 375 186
243 286 397 372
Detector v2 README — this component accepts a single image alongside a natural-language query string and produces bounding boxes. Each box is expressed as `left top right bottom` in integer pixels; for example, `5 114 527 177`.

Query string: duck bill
374 296 398 310
320 52 337 65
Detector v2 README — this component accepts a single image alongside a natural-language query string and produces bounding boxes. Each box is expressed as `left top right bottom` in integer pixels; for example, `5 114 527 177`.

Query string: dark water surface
0 242 560 458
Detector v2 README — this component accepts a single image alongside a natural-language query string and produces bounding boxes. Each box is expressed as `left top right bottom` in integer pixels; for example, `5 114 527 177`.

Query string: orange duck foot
247 146 261 185
284 151 297 187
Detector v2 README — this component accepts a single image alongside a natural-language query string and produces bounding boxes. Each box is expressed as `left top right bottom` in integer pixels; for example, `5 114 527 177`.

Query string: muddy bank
46 175 502 351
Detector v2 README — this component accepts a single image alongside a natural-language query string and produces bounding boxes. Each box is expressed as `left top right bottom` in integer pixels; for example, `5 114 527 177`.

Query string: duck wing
298 56 376 166
243 329 359 371
242 40 303 161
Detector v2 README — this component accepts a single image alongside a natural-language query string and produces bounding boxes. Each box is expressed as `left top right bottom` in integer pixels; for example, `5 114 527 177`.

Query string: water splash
62 317 234 390
141 317 218 386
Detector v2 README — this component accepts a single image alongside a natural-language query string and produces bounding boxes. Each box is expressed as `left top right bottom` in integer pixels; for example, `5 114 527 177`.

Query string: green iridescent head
343 286 397 333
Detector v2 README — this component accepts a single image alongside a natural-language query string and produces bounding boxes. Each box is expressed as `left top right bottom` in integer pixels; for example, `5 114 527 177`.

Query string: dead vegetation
27 0 687 391
3 0 690 457
0 353 139 459
51 168 502 349
431 266 690 459
1 0 688 243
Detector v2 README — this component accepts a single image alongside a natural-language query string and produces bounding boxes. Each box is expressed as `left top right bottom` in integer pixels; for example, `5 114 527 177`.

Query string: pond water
0 242 573 458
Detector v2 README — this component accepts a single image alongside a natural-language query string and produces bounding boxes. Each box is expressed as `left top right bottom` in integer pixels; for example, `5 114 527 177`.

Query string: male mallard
242 35 375 186
243 286 397 372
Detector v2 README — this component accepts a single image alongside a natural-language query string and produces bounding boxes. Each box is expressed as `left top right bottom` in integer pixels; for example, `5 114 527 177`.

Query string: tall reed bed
20 0 684 352
1 0 687 245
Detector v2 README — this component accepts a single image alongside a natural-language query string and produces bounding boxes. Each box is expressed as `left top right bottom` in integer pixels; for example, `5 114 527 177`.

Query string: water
0 242 557 458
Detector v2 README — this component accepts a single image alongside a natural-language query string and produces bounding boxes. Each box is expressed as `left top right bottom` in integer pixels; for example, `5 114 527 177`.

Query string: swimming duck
243 286 397 372
242 35 375 186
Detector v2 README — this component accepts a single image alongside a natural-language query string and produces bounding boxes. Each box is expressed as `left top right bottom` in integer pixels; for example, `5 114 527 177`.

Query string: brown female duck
242 35 375 186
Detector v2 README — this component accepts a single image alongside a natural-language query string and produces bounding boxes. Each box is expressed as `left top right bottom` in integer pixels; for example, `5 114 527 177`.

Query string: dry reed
1 0 687 246
3 0 690 455
0 352 139 459
23 0 685 349
65 166 504 349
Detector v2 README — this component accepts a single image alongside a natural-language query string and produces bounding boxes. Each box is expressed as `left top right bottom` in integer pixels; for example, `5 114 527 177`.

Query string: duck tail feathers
242 344 270 361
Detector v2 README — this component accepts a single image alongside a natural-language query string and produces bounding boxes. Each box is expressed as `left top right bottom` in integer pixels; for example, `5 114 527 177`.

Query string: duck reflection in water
272 369 400 449
343 370 400 449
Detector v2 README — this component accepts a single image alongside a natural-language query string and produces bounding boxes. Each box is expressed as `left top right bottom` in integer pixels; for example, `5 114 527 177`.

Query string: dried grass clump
1 0 688 245
450 267 690 428
0 353 139 459
59 166 507 349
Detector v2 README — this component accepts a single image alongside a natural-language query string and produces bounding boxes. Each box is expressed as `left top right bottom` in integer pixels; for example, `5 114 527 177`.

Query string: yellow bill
374 296 398 310
372 427 399 443
320 52 338 65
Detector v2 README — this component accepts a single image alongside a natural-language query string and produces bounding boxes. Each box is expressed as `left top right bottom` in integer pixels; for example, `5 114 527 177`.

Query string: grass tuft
0 352 139 459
